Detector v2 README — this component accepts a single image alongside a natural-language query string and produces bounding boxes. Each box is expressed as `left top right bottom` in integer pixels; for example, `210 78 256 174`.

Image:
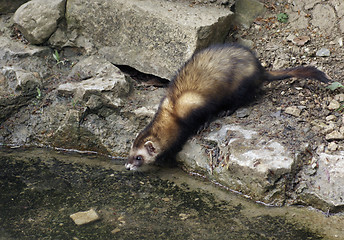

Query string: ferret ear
144 141 156 155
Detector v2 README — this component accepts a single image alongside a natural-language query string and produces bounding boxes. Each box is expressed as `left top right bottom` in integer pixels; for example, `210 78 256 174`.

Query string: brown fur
125 44 330 170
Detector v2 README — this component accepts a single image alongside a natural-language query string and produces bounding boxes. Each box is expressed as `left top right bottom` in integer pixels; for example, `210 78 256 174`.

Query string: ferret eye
136 156 143 161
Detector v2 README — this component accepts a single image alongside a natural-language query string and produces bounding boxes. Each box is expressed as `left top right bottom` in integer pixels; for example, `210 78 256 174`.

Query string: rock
297 152 344 212
316 48 331 57
58 56 130 102
311 4 336 35
334 93 344 102
13 0 66 44
234 0 266 28
0 67 42 122
133 107 156 118
325 115 336 122
292 36 310 46
0 0 30 14
284 106 301 117
340 126 344 134
328 142 338 151
340 18 344 34
66 0 234 79
326 131 344 141
111 228 121 234
0 36 51 59
328 99 340 110
334 0 344 18
236 108 251 118
70 209 100 225
288 11 309 30
179 124 295 206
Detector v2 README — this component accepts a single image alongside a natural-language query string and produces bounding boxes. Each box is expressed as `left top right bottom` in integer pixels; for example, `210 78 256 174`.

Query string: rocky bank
0 0 344 213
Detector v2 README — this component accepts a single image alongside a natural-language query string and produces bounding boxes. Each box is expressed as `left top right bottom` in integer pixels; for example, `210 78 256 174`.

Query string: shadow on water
0 146 342 240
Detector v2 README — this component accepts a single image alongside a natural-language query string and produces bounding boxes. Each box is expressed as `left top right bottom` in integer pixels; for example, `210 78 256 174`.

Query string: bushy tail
266 66 331 83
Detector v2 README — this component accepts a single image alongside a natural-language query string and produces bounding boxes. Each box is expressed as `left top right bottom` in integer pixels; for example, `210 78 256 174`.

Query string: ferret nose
125 163 131 170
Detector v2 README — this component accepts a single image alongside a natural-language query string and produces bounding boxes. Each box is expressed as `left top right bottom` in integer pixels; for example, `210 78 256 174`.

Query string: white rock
70 209 100 225
326 131 344 141
328 142 338 151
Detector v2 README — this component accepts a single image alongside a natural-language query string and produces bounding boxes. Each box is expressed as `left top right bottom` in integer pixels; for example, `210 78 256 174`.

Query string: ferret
125 44 331 171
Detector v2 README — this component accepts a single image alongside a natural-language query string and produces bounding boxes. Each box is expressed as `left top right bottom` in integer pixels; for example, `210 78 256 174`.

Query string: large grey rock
179 124 296 206
66 0 234 79
234 0 266 28
0 0 30 14
58 56 130 108
295 152 344 212
13 0 66 44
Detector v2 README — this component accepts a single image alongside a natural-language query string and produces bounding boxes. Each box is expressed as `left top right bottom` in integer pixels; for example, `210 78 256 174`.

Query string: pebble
292 36 310 46
325 115 336 121
316 48 330 57
325 130 344 141
340 126 344 134
334 93 344 102
328 99 340 110
70 209 100 225
236 108 251 118
328 142 338 151
285 106 301 117
111 228 121 234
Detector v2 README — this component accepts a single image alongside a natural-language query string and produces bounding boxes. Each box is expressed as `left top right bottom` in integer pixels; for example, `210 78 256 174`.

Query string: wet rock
0 0 30 14
179 124 295 206
66 0 234 79
70 209 100 225
13 0 66 44
316 48 331 57
234 0 266 28
58 56 130 103
285 106 301 117
48 109 109 154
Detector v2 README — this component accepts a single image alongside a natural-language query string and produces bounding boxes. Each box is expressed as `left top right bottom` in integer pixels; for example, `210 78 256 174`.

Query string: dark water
0 147 342 240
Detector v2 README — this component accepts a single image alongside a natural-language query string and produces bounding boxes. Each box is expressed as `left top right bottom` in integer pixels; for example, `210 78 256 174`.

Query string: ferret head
125 140 160 171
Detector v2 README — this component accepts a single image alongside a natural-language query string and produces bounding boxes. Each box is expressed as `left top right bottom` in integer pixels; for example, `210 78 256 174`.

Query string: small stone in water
70 209 100 225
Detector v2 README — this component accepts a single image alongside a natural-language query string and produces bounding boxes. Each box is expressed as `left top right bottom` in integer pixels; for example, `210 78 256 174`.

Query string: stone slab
66 0 234 79
179 123 295 206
